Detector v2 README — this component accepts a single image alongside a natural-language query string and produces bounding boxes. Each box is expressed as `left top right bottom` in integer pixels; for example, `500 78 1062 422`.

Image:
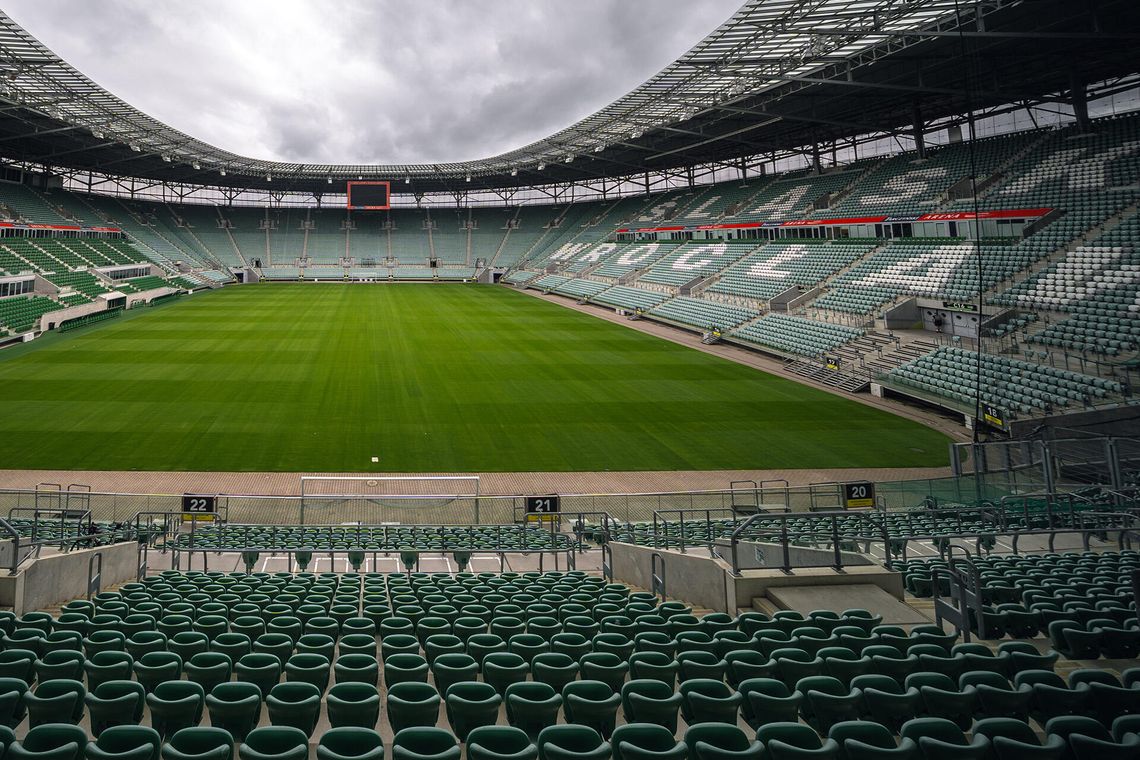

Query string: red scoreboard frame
346 181 391 210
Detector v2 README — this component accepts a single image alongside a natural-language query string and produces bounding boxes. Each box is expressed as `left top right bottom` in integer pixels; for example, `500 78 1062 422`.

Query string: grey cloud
4 0 743 164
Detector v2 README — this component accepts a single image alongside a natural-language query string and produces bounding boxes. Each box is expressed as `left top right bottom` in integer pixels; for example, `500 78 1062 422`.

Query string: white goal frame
299 475 482 525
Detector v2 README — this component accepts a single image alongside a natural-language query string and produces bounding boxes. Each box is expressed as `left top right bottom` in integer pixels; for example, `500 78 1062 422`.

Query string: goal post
299 476 481 525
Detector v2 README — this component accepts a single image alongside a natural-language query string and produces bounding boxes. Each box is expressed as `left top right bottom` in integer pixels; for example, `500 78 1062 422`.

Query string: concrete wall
609 540 905 615
0 541 139 614
610 541 735 613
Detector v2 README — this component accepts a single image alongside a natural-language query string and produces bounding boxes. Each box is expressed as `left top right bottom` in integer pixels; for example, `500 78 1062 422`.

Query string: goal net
298 476 481 526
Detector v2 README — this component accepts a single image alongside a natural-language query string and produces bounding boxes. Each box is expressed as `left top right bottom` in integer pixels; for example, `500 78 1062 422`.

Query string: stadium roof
0 0 1136 196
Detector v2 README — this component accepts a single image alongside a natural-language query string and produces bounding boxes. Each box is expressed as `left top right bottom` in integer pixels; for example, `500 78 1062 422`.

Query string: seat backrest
850 675 901 694
900 717 968 746
973 718 1039 745
827 720 894 749
1044 716 1113 743
756 722 821 749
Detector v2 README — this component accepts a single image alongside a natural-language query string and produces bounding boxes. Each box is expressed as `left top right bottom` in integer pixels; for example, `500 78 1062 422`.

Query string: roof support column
643 172 650 197
912 102 926 160
811 142 821 175
1069 69 1090 133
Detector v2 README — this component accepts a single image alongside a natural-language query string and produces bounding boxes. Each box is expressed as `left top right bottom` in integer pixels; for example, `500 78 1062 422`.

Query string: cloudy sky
5 1 743 165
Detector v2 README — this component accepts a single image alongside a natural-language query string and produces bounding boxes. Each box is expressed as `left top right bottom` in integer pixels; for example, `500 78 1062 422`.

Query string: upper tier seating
638 243 752 287
592 243 676 279
708 241 875 303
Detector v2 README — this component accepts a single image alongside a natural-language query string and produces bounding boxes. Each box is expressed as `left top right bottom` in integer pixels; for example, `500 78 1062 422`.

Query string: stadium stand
637 242 753 288
0 294 62 333
732 314 864 358
885 346 1122 414
591 242 676 280
707 241 876 304
648 296 759 331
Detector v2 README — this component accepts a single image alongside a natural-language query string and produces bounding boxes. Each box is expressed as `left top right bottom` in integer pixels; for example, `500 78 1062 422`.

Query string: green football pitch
0 284 950 472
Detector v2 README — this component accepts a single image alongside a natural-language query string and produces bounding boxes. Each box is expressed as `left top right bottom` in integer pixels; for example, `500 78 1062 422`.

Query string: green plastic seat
383 654 426 688
905 672 975 730
338 635 377 660
283 654 330 694
466 726 537 760
1013 670 1088 724
211 635 252 663
536 725 610 760
0 676 29 727
390 728 459 760
0 649 39 682
7 724 90 760
827 721 917 760
684 722 764 760
532 654 579 694
676 651 727 682
326 683 380 729
849 674 919 732
610 724 685 760
797 676 862 733
725 651 771 687
562 680 620 740
234 654 281 698
237 726 309 760
444 681 501 742
627 652 677 687
430 654 478 695
756 722 839 760
264 683 321 740
386 682 441 733
899 717 988 760
958 671 1030 722
738 678 802 730
183 653 232 696
84 627 126 654
482 653 529 695
252 635 295 668
134 653 184 694
26 679 86 727
85 725 163 760
998 643 1057 674
504 682 562 740
577 653 628 694
972 717 1065 760
509 634 549 664
161 726 234 760
679 678 741 725
1069 669 1140 725
620 679 681 734
34 652 85 683
170 634 211 663
205 682 263 742
594 633 634 660
85 680 145 736
146 680 205 740
316 728 385 760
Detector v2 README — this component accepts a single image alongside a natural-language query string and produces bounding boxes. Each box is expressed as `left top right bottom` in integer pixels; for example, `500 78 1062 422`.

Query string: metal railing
718 506 1139 575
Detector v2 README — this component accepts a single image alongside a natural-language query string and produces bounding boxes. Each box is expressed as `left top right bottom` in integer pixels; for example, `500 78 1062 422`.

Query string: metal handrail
722 506 1138 575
